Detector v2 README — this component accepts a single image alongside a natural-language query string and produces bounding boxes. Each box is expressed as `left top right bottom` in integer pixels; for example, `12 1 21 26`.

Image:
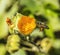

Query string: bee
37 21 49 31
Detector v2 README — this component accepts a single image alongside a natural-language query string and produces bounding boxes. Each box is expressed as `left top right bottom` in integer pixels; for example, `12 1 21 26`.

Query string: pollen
17 16 36 35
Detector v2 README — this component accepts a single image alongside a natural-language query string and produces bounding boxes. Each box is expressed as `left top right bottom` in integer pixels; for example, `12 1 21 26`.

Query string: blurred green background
0 0 60 55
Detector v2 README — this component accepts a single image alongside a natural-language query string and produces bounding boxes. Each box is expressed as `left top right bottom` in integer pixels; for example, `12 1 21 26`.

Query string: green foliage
0 0 60 55
0 16 8 39
6 34 21 53
0 44 6 55
11 49 26 55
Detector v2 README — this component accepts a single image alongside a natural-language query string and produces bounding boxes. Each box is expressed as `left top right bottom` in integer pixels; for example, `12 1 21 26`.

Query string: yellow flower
6 34 20 53
36 38 52 53
17 16 36 35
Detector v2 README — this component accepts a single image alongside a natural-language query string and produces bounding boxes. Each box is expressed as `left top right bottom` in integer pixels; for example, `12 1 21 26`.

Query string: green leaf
0 44 6 55
20 0 39 13
30 28 44 38
11 49 27 55
0 16 8 39
53 39 60 49
9 13 22 34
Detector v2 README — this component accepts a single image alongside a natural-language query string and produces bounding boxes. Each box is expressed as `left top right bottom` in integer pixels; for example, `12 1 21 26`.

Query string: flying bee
36 21 49 31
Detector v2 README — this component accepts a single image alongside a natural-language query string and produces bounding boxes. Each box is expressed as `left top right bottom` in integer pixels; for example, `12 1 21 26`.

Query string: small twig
22 41 35 47
21 40 39 52
21 46 39 52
